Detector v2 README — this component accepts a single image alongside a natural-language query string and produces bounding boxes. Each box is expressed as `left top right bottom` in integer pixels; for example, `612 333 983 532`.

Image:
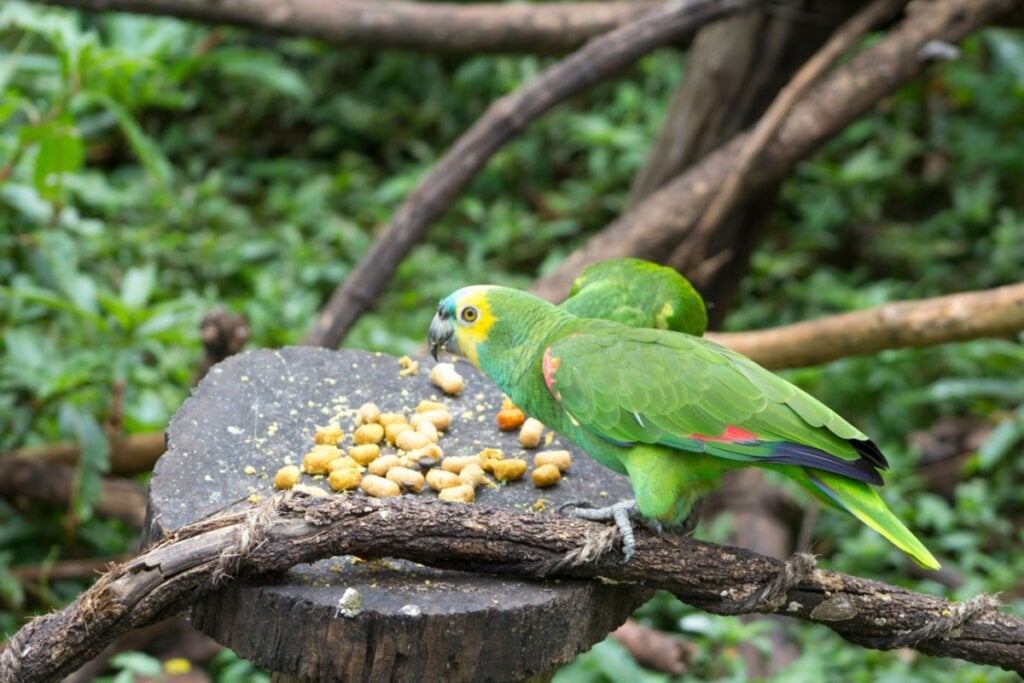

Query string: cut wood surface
144 347 645 681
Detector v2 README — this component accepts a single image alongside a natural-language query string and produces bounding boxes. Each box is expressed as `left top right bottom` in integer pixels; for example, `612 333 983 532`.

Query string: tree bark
31 0 660 55
627 4 822 329
2 493 1021 682
531 0 1018 303
708 281 1024 369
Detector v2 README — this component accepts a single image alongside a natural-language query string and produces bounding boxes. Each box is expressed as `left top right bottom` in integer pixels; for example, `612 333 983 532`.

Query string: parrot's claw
556 499 595 514
559 499 651 563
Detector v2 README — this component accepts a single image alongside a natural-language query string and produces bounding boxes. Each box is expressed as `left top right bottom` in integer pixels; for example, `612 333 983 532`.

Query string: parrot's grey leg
558 499 655 562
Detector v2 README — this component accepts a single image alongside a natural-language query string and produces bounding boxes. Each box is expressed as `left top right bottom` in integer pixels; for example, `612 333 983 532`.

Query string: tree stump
145 347 650 682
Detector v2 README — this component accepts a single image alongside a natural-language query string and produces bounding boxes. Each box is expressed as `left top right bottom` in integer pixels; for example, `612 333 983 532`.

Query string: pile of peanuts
272 396 572 504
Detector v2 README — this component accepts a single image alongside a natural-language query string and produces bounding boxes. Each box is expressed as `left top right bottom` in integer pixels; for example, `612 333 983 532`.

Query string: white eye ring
460 306 479 323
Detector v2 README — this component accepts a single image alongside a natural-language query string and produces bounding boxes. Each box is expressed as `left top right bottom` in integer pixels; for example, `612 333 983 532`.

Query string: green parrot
560 258 708 335
428 284 939 569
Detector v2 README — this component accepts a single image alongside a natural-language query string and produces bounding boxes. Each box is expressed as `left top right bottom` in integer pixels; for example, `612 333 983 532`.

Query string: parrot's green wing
561 259 708 335
543 325 886 484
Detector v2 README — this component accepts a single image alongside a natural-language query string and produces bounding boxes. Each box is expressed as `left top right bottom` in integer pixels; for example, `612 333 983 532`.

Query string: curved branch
1 493 1020 682
302 0 763 347
531 0 1018 302
708 282 1024 369
30 0 660 55
676 0 907 273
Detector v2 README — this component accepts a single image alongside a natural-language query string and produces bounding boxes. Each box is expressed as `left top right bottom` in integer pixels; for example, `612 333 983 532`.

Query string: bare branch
302 0 764 348
0 459 146 528
30 0 660 55
675 0 907 272
1 494 1020 682
531 0 1019 302
611 619 695 675
5 432 164 476
707 282 1024 369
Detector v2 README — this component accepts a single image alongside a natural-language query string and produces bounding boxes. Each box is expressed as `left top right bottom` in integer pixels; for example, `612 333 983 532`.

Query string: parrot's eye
460 306 479 324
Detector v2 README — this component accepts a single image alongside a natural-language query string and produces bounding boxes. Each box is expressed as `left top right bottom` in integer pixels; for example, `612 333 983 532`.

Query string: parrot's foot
557 499 657 563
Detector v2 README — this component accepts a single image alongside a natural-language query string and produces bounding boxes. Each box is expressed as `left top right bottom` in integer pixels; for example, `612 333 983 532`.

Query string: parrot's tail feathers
760 441 884 485
849 437 889 470
694 439 884 486
807 471 940 570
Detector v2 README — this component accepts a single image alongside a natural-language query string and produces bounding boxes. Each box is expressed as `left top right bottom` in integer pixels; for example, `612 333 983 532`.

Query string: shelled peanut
430 363 464 396
273 382 573 504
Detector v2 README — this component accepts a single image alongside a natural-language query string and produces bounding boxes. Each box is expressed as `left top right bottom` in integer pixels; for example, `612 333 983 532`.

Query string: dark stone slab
147 347 649 682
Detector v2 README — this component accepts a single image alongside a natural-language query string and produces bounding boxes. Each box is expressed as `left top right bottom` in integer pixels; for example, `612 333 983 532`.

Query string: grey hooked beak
428 311 455 361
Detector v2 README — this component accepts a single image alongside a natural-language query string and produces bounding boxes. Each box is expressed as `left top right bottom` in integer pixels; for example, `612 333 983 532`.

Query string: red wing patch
542 347 561 400
691 425 758 442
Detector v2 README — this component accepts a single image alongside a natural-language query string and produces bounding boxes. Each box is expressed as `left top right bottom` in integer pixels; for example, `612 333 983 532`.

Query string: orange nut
496 408 526 431
426 468 461 491
534 450 572 472
314 423 344 446
353 423 385 445
438 484 475 503
348 444 381 466
518 418 544 448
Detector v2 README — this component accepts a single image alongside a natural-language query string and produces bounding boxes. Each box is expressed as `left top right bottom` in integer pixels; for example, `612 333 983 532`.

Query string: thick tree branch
708 282 1024 369
0 458 147 528
302 0 763 348
676 0 907 273
1 494 1021 682
531 0 1019 302
5 432 164 476
30 0 660 55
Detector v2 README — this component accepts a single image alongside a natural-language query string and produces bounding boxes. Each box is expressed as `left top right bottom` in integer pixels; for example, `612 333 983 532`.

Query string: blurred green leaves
1 2 1023 680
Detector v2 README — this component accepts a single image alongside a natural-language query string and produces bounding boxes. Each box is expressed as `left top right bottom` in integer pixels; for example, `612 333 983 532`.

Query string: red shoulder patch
691 425 758 443
542 347 561 400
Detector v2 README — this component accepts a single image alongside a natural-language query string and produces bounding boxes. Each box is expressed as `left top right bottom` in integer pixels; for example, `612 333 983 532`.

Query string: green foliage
2 2 1023 680
93 648 271 683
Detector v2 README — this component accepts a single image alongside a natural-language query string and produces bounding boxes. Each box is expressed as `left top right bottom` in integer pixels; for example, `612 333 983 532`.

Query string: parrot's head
429 285 499 368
